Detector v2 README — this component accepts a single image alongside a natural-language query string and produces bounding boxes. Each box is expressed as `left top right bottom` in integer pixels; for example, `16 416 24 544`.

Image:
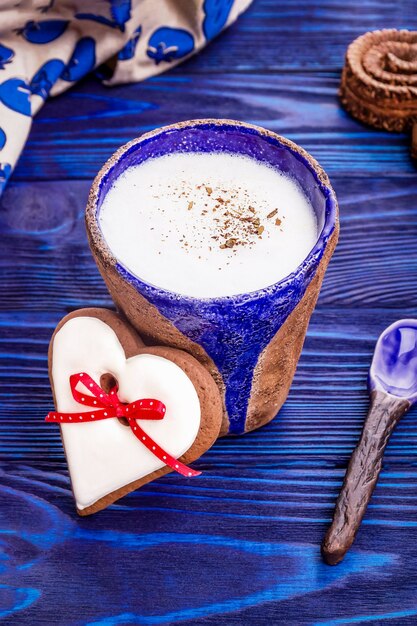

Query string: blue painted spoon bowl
322 319 417 565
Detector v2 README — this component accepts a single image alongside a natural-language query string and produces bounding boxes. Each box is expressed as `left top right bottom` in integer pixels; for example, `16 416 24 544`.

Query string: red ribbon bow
46 372 200 478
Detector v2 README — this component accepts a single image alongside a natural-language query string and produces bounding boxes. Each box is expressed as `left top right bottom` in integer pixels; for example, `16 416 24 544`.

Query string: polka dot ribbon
45 372 200 478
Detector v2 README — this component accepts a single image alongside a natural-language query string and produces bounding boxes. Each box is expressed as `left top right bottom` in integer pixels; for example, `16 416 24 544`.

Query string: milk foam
99 152 318 298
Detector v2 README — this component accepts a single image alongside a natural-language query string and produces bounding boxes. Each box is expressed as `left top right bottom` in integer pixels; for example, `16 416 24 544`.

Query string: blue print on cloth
61 37 96 82
203 0 234 40
118 25 142 60
0 78 31 116
0 0 251 198
15 19 69 44
0 163 12 194
147 27 194 64
30 59 65 99
0 44 14 70
0 128 6 150
76 0 132 32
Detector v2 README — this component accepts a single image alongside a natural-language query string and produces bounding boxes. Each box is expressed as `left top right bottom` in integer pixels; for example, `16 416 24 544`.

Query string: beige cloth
0 0 252 193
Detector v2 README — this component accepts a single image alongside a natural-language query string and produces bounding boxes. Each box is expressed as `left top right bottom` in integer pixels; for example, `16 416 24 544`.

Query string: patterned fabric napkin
0 0 252 195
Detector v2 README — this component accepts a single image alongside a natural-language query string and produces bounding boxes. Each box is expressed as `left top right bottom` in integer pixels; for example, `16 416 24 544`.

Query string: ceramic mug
86 119 339 436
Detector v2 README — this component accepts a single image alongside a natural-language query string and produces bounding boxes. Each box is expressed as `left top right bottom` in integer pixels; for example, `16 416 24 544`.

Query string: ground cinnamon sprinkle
154 180 284 252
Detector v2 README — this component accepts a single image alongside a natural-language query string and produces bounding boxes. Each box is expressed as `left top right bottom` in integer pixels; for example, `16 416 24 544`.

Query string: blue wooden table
1 2 417 624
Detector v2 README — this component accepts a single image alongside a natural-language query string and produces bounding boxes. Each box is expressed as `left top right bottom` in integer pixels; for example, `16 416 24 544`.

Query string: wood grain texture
13 73 415 181
2 460 417 625
1 177 416 310
2 0 417 623
2 307 417 462
180 0 417 73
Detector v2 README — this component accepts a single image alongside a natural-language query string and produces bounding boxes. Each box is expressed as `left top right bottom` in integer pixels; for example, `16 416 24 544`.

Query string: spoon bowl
369 319 417 403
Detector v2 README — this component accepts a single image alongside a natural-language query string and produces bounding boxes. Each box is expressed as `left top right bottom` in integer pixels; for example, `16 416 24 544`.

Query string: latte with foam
99 152 318 298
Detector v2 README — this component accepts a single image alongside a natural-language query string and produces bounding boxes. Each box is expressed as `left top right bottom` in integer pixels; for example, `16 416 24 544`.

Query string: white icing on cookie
51 316 201 510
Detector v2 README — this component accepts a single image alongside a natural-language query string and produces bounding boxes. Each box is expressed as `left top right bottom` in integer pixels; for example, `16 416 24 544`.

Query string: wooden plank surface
2 306 417 461
3 459 417 625
1 176 416 311
14 73 415 180
141 0 416 73
1 0 417 623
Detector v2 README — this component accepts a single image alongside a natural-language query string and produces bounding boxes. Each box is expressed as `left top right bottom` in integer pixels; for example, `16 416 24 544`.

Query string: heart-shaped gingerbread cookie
48 308 222 515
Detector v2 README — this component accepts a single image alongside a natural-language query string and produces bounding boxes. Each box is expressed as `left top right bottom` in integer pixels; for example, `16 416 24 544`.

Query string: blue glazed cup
86 120 339 436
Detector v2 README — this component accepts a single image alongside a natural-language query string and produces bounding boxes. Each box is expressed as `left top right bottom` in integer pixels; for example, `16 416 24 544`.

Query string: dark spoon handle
322 390 410 565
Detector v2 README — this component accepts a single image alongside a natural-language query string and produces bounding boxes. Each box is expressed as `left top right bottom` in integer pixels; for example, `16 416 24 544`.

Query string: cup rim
86 118 339 305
